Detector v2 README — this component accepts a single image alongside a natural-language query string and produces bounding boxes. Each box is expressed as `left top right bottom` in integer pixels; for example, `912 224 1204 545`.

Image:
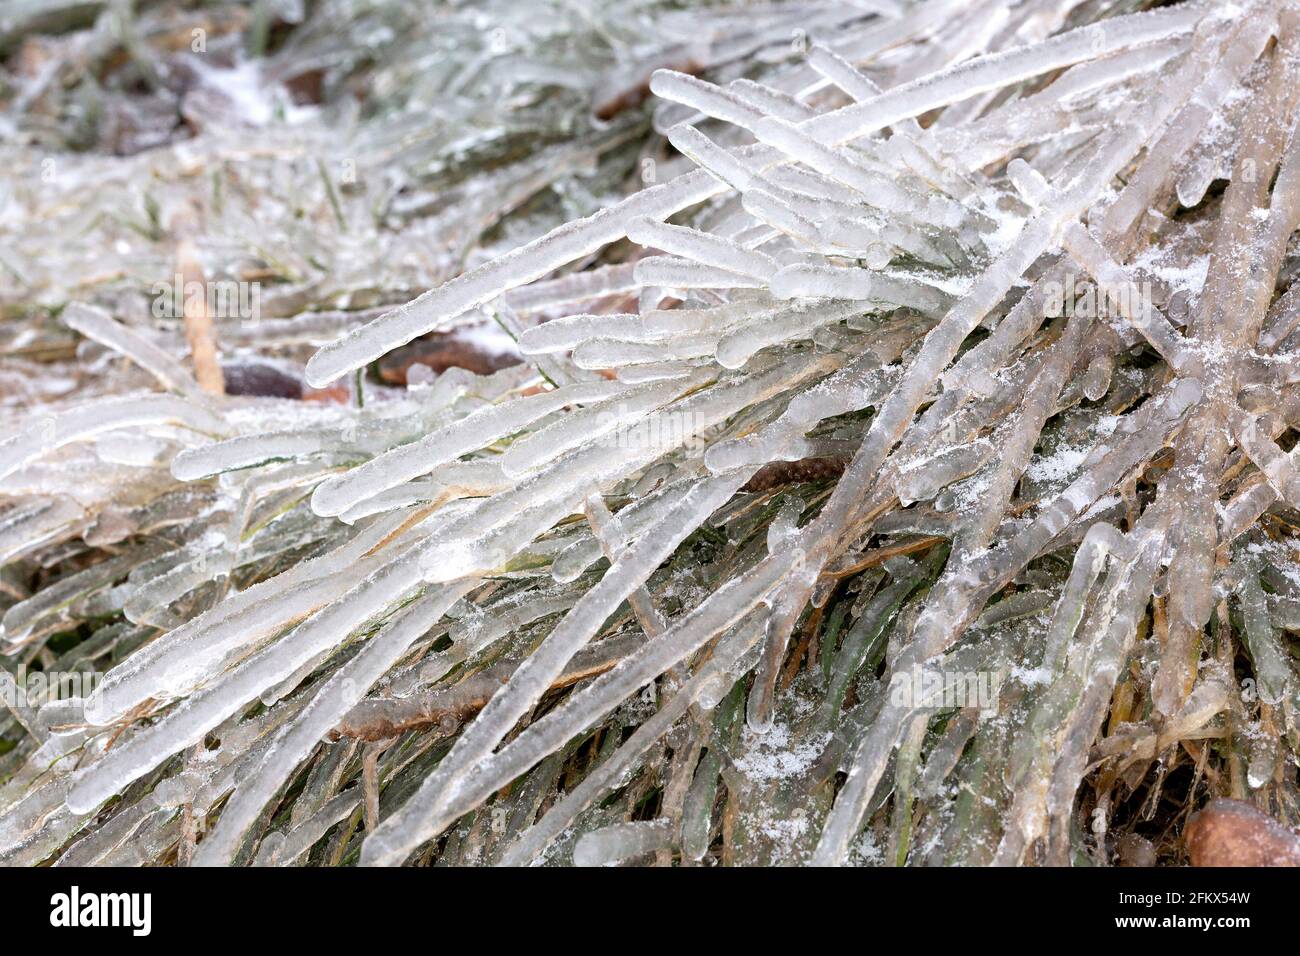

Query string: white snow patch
1026 443 1088 483
732 721 830 783
193 60 317 126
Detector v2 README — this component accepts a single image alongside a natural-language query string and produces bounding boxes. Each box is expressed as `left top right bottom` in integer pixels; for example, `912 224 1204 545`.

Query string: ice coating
3 0 1299 872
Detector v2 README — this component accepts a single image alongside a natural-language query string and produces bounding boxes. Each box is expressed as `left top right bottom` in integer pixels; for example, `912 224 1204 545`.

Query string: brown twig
825 535 947 580
176 238 225 396
331 634 642 742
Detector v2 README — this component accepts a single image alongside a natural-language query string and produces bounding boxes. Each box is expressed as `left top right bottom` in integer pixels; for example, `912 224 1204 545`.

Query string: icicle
0 396 228 482
895 440 995 505
62 303 204 399
751 116 971 230
3 549 153 647
727 78 815 124
336 463 509 524
0 670 41 743
626 217 778 280
616 360 707 383
665 123 756 191
254 792 359 866
66 526 441 814
82 511 414 726
192 581 474 865
518 314 648 354
801 4 1208 146
648 71 767 131
1229 408 1300 508
714 299 869 369
499 371 712 478
304 170 732 386
310 381 622 517
500 263 639 314
633 255 765 290
360 471 765 865
769 265 954 315
705 348 892 472
573 819 676 866
572 332 723 369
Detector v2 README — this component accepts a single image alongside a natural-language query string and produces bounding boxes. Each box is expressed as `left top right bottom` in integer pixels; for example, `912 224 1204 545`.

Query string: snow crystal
1026 443 1089 483
732 721 830 782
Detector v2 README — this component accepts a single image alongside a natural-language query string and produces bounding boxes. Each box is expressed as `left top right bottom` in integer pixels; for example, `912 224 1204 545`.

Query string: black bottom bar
1 865 1277 944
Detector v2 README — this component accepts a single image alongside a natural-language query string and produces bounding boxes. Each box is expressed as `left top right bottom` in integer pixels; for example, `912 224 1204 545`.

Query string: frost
733 722 831 783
